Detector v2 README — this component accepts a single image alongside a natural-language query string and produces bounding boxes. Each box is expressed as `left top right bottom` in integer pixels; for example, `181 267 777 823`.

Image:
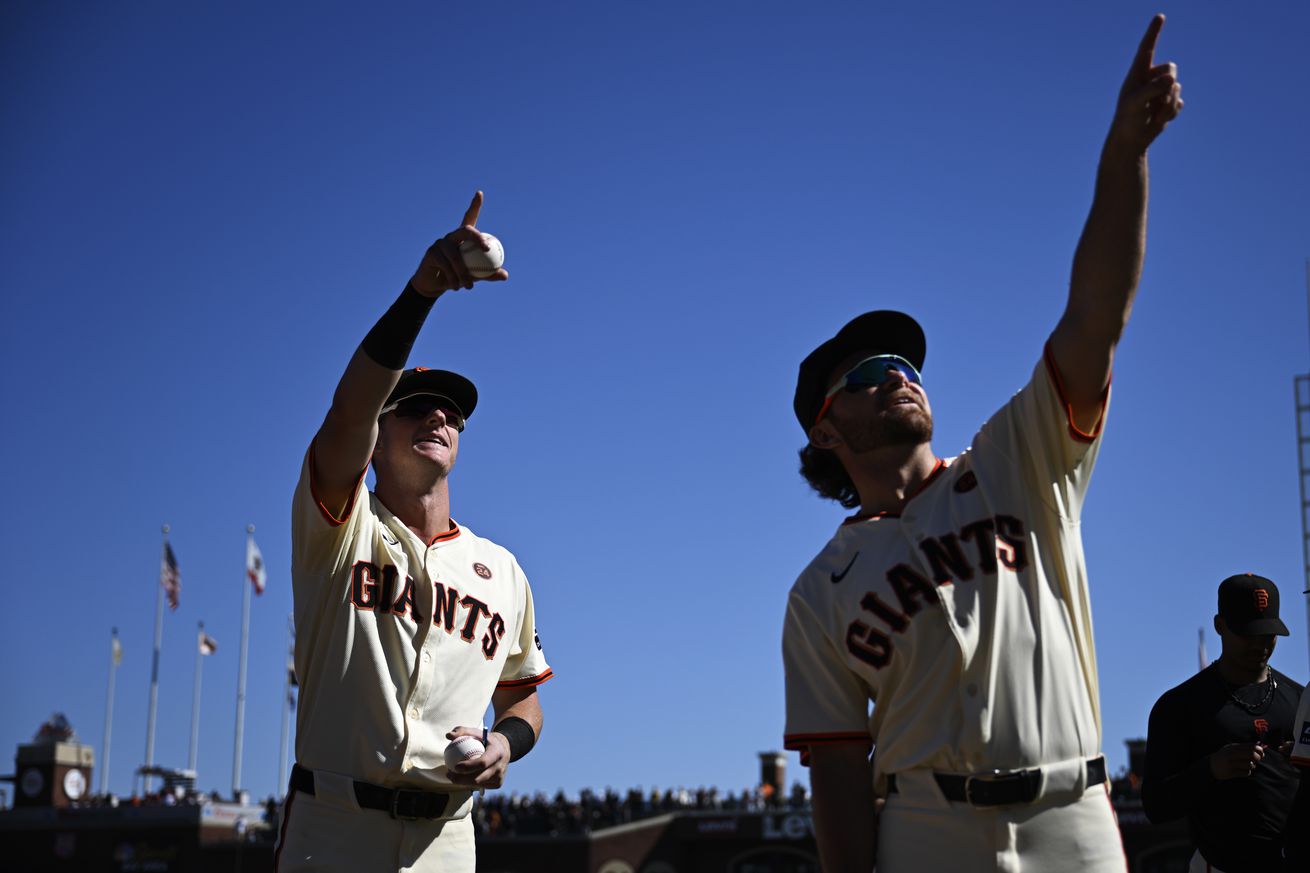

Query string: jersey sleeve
972 342 1109 521
782 587 872 765
290 440 371 583
496 560 553 689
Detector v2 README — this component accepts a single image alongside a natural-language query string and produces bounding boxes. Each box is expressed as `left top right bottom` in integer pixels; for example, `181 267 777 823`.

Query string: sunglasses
814 354 922 425
381 395 466 432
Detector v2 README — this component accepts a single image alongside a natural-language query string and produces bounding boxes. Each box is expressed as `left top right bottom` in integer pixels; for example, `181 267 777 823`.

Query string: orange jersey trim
497 668 554 689
1042 341 1109 444
428 524 461 545
307 439 367 527
273 784 298 871
784 731 872 767
783 731 871 749
842 458 949 525
1105 780 1130 870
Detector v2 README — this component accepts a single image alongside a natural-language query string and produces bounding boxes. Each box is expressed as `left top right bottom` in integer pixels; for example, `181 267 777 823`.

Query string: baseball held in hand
445 736 485 769
459 233 505 279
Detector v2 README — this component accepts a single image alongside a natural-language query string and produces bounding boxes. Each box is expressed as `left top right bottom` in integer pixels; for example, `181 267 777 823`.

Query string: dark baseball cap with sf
1217 573 1290 636
383 367 478 421
794 310 926 432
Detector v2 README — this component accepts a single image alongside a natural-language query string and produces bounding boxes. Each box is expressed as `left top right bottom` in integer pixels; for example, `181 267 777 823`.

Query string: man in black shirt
1143 573 1304 872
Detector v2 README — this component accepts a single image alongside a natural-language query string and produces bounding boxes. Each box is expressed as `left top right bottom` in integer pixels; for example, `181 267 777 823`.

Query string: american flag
199 630 218 656
161 542 181 610
287 615 297 686
247 537 267 595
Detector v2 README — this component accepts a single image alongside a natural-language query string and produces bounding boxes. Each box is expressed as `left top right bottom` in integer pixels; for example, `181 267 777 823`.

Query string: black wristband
493 716 536 763
359 282 436 370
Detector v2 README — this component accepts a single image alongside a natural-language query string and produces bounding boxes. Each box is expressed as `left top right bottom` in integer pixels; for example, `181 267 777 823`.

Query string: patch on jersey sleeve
534 629 543 651
473 562 492 579
1300 721 1310 745
954 471 978 493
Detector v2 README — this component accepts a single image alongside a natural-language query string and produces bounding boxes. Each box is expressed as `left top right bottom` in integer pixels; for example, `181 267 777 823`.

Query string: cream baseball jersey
291 445 552 790
784 349 1107 786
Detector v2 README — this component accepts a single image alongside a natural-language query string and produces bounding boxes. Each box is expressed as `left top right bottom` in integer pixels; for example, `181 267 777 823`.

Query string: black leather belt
887 756 1106 807
290 764 455 820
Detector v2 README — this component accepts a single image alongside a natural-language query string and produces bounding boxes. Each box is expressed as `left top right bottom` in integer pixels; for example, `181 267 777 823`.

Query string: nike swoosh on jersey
831 553 859 584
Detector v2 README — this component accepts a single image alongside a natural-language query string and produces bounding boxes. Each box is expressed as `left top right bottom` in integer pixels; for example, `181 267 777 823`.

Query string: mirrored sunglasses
814 355 922 425
381 395 466 432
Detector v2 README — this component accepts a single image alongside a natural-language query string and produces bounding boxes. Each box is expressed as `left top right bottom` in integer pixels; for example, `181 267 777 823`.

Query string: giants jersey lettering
784 348 1106 786
291 446 552 790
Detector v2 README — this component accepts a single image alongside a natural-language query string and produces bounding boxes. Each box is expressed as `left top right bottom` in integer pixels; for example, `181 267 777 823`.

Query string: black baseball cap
1217 573 1290 636
383 367 478 420
794 310 926 431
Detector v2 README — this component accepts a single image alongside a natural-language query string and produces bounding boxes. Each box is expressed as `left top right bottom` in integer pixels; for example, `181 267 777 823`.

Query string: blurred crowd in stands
62 782 812 842
474 782 811 837
67 789 277 814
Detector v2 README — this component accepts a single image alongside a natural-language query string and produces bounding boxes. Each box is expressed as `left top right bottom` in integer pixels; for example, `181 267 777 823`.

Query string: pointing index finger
461 191 484 229
1131 14 1165 78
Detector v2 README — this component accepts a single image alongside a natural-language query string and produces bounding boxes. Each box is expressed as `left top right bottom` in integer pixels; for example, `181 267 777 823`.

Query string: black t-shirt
1288 770 1310 871
1142 663 1304 872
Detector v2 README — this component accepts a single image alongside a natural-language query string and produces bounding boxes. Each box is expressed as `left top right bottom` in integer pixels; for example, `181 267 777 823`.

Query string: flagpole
232 525 254 799
100 628 120 796
189 621 205 776
278 613 293 796
144 524 168 794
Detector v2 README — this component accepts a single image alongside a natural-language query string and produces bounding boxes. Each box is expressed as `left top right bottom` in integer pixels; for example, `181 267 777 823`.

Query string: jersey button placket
419 553 436 664
404 549 439 762
424 547 445 653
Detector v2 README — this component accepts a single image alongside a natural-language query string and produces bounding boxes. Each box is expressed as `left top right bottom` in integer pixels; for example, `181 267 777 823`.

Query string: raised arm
312 192 507 516
1048 14 1182 431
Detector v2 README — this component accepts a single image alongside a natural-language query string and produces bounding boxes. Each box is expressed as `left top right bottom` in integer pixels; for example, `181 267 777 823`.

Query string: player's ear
1213 615 1224 636
808 420 842 451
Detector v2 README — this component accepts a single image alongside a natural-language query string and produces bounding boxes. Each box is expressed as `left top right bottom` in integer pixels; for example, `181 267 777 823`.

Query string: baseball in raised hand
411 191 510 297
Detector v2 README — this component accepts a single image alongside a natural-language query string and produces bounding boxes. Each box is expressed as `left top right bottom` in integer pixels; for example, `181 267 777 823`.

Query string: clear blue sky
3 1 1308 804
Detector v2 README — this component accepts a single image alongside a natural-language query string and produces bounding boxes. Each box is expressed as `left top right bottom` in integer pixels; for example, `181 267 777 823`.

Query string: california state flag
247 537 267 595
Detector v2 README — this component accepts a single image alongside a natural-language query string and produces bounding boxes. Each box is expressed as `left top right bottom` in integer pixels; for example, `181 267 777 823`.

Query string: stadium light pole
1296 260 1310 674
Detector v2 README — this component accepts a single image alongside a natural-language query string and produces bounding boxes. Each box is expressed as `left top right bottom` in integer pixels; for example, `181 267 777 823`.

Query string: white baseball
444 735 485 769
458 233 505 279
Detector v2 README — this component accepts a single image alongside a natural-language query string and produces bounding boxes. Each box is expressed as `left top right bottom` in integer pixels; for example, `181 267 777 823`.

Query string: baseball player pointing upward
278 193 552 873
783 17 1182 873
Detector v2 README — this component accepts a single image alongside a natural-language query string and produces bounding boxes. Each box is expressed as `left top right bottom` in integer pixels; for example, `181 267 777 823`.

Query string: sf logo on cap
1254 589 1269 611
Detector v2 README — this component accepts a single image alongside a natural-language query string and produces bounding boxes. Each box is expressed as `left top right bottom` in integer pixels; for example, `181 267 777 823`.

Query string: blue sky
3 1 1308 804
